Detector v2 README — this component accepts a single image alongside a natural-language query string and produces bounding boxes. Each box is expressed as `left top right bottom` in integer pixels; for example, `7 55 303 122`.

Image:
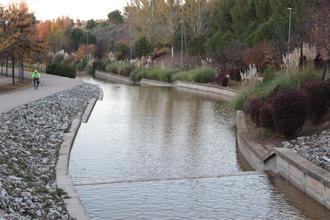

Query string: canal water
69 78 330 219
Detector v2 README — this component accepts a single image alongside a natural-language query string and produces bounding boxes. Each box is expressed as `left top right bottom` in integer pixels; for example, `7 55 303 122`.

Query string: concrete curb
236 110 330 209
140 79 173 87
55 97 99 219
174 81 238 101
95 71 134 85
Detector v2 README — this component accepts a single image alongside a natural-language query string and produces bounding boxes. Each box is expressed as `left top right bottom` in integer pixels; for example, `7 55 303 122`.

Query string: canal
69 78 330 219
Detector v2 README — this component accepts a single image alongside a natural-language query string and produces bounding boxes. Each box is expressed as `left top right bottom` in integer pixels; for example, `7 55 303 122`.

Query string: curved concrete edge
56 97 99 220
95 70 135 85
98 88 104 100
140 78 172 87
94 71 239 101
81 98 97 123
173 81 238 101
236 110 330 209
174 80 238 96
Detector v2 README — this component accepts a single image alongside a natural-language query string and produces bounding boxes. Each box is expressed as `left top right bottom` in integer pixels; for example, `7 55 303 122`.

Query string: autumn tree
0 1 42 84
125 0 182 53
47 16 73 53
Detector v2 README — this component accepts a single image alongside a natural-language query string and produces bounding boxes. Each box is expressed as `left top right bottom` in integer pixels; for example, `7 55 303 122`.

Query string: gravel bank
276 130 330 172
0 83 100 219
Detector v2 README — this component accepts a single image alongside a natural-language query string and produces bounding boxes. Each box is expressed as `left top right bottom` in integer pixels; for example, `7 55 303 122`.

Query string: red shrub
221 76 229 87
242 42 273 71
259 103 274 128
271 89 307 138
300 80 328 124
248 98 264 127
229 68 242 81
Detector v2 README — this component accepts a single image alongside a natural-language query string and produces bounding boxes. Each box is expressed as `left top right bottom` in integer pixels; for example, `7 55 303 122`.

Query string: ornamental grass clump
271 89 308 138
300 80 328 124
282 48 300 71
302 43 317 62
240 64 258 82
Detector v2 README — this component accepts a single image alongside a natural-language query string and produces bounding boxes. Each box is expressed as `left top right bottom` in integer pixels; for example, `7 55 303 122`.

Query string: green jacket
32 71 40 79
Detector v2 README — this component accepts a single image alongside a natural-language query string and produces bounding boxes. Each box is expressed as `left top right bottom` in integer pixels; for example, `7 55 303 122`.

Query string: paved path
0 73 83 114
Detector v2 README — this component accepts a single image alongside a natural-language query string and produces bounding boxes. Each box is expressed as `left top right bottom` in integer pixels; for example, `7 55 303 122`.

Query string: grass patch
171 67 216 83
105 62 135 77
130 66 177 83
0 78 31 93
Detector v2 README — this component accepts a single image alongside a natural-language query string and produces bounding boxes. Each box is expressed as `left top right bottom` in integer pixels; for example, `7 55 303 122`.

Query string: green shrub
172 67 216 83
262 66 275 83
46 63 76 78
134 37 152 57
74 61 87 72
105 63 135 77
85 65 95 76
129 66 177 83
187 37 205 56
129 68 143 82
92 61 105 71
105 63 118 74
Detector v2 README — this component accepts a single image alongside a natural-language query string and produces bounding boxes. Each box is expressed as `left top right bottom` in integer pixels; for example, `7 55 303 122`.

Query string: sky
1 0 129 21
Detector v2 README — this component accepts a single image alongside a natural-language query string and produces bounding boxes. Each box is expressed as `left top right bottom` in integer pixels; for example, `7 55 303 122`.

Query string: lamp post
180 19 183 68
129 17 132 61
86 30 89 61
287 7 292 54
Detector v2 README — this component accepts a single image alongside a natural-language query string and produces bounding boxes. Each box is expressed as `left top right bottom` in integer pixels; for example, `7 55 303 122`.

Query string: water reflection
76 175 330 220
70 82 240 184
70 78 330 219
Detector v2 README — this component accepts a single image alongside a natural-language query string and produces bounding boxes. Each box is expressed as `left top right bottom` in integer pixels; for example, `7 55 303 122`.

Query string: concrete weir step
74 171 264 186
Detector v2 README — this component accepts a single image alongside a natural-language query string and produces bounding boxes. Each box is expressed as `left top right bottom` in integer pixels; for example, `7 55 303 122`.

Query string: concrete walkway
0 73 83 114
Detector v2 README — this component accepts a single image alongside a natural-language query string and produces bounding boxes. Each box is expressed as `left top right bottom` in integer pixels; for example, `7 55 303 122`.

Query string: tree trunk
322 63 328 80
20 61 24 82
5 56 9 77
0 59 3 75
11 58 15 85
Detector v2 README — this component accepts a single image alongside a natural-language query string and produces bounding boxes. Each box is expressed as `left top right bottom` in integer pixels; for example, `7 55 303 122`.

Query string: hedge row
46 63 76 78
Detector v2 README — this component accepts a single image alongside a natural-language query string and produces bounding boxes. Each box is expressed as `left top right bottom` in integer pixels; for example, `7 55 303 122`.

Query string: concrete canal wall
236 110 330 209
174 81 238 101
140 78 173 87
95 71 134 85
56 96 99 220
